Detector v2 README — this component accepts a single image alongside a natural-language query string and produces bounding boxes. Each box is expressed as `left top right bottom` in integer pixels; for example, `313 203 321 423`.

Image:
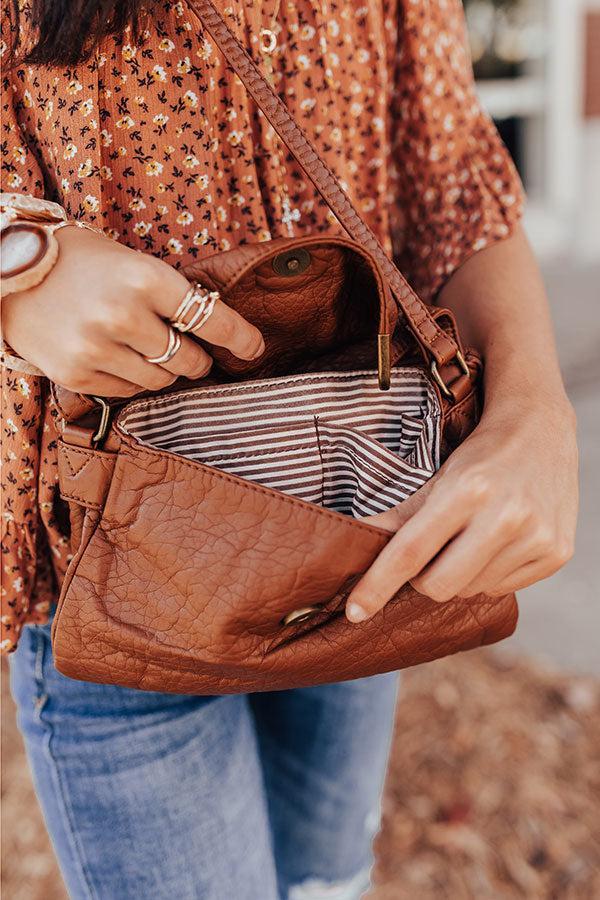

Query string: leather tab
61 424 95 449
51 383 96 422
58 441 116 511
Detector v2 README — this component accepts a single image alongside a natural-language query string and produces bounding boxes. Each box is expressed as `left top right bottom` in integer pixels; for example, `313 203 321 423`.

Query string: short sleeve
388 0 525 302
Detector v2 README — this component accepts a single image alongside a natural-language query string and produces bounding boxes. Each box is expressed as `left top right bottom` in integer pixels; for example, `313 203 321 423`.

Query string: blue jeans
10 621 398 900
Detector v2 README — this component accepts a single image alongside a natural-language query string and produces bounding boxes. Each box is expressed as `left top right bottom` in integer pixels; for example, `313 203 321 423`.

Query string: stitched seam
60 446 114 463
59 446 114 508
59 489 103 510
201 439 318 464
62 455 92 479
313 417 326 506
118 366 435 418
35 632 99 900
60 447 114 481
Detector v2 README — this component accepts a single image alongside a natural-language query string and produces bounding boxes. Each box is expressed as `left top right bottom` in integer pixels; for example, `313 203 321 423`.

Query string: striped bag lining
119 368 442 518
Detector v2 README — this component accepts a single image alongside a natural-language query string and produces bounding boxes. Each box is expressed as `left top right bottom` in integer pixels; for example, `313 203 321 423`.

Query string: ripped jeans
10 620 398 900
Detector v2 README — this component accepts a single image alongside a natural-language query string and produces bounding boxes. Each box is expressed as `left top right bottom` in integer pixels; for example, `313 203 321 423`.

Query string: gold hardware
272 248 311 276
430 351 470 399
377 334 391 391
281 605 322 626
91 396 111 448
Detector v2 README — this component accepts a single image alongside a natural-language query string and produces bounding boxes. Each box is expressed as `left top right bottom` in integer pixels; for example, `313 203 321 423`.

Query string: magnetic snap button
281 605 322 626
272 248 311 276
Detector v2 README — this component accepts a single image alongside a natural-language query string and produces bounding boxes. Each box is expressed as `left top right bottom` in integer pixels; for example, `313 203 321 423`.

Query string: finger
91 374 143 397
459 540 544 597
409 510 523 603
152 277 264 361
190 297 265 361
162 333 213 379
477 558 557 597
60 372 143 398
101 345 180 393
122 312 213 380
345 480 473 623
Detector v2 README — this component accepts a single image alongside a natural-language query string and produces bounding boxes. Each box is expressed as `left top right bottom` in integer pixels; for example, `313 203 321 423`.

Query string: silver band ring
144 326 182 365
187 293 218 334
182 296 210 333
171 282 220 333
171 283 197 325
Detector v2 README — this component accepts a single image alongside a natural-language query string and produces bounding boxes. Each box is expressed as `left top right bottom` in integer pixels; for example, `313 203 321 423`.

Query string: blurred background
462 0 599 675
2 1 599 897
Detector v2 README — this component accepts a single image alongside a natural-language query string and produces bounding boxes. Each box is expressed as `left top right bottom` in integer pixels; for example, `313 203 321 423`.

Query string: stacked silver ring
144 282 219 367
171 282 220 334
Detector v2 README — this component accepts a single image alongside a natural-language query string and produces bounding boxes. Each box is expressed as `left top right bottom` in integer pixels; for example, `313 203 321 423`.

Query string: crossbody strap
187 0 464 371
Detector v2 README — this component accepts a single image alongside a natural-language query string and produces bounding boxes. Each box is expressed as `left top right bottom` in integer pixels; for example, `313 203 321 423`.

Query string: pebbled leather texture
52 431 517 694
51 2 518 693
52 239 518 695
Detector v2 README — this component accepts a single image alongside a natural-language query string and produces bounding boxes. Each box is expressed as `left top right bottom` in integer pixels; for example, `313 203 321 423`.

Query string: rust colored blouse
0 0 523 651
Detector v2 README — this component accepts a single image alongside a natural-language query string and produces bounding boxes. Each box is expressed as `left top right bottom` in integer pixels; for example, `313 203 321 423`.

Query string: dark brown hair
8 0 148 66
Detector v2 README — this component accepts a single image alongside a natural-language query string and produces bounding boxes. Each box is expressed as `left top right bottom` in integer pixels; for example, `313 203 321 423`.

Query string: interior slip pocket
119 368 442 518
313 420 433 517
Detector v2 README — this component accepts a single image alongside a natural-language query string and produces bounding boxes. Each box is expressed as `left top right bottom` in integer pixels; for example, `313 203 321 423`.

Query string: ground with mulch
2 649 599 899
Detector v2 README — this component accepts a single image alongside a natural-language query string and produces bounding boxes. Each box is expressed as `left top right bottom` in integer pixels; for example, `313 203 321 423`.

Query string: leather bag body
50 0 518 694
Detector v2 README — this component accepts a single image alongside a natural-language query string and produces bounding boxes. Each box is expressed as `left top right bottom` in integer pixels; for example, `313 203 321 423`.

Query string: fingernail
251 338 265 359
346 602 369 623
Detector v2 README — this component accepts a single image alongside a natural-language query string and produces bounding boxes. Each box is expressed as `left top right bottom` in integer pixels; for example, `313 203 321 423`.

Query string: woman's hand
346 392 578 621
1 224 264 396
346 225 579 621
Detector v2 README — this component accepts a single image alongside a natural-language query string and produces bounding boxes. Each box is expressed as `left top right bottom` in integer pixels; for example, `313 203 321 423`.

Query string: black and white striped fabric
120 368 442 518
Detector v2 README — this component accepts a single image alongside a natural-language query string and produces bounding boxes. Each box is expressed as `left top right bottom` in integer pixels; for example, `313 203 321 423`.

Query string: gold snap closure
281 605 322 626
272 248 311 276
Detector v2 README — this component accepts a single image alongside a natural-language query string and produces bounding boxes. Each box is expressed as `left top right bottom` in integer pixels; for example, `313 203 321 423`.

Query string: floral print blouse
0 0 523 651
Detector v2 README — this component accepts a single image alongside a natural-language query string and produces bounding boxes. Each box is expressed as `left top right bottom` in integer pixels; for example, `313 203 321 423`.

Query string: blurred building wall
576 3 600 261
465 0 600 263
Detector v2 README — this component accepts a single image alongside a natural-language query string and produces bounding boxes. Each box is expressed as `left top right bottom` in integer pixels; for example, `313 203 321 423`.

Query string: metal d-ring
91 396 111 448
430 350 469 399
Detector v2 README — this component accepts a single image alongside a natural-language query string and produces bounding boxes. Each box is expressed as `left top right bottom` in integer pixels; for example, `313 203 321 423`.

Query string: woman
1 1 577 898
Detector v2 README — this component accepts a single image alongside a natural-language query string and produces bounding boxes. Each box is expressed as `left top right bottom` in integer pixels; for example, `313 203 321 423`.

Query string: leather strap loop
187 0 462 367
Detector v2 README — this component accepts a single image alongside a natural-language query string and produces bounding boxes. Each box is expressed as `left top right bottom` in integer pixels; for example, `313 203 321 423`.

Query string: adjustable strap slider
430 351 470 400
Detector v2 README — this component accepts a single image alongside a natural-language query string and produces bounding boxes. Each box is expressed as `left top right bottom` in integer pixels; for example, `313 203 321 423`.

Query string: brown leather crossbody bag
50 0 518 694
